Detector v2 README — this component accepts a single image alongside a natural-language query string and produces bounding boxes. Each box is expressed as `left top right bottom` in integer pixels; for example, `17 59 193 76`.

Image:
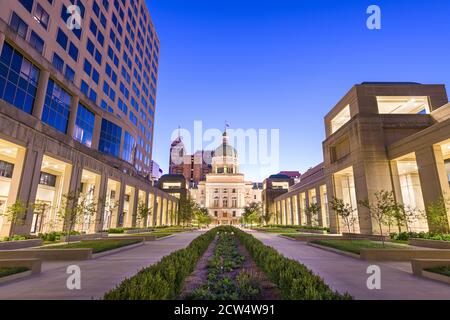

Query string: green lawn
44 239 142 253
425 266 450 277
0 267 29 278
310 239 411 255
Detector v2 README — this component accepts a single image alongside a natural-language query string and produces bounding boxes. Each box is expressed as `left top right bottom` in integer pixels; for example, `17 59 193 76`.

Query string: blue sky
146 0 450 182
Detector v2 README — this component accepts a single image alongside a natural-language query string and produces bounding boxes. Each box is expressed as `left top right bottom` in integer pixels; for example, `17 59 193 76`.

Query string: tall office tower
0 0 178 237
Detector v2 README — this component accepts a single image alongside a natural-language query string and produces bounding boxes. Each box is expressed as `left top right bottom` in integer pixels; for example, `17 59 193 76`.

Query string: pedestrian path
0 231 204 300
252 231 450 300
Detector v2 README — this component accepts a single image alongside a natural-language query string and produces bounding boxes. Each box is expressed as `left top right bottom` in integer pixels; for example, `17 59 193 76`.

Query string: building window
331 105 351 134
42 79 72 133
0 160 14 178
34 3 50 30
65 65 75 82
122 131 136 164
74 104 95 147
39 172 56 187
18 0 34 13
29 31 45 54
99 118 122 157
52 52 64 72
376 96 431 114
56 28 68 50
10 12 28 39
68 43 79 61
0 42 40 114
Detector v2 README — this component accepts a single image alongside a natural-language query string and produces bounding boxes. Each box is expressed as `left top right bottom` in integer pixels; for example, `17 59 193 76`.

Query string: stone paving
252 231 450 300
0 231 204 300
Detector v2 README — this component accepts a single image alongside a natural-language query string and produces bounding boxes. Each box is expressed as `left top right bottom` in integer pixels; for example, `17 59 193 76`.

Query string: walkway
252 231 450 300
0 231 204 300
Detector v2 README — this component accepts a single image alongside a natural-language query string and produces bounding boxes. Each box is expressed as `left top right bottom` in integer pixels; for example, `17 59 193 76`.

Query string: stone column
130 188 139 228
66 96 80 138
10 147 44 236
416 145 450 231
0 32 5 56
32 70 50 120
93 174 107 232
91 115 102 150
112 181 126 228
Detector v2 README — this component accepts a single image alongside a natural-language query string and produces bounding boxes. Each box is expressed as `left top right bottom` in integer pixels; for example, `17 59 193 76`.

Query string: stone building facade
269 83 450 235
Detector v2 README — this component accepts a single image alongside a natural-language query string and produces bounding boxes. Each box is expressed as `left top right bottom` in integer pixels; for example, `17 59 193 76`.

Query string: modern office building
269 83 450 235
0 0 177 237
149 160 163 181
190 131 262 225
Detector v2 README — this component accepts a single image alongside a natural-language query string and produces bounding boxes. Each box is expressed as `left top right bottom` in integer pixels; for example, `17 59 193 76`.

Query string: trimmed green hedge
228 226 351 300
104 228 217 300
390 232 450 242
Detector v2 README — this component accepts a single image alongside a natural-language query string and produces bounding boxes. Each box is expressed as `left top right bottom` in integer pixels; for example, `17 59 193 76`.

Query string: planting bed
180 231 280 300
105 226 350 300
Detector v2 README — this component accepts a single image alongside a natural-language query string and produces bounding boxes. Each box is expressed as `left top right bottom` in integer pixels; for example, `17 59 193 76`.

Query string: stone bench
0 249 92 261
124 228 154 234
297 229 328 234
0 258 42 274
0 239 43 250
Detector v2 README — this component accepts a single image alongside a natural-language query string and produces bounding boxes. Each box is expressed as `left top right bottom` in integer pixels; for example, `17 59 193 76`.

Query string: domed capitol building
190 131 261 225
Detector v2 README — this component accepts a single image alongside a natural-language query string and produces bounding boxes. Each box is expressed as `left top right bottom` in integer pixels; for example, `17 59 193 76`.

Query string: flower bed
182 231 278 300
0 266 29 278
44 239 142 254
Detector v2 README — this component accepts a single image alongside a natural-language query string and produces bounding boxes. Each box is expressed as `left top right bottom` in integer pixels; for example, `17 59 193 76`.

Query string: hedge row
104 228 217 300
228 226 351 300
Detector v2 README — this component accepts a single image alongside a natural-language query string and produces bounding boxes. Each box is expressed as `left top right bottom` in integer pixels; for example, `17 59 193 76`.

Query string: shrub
104 228 217 300
107 228 125 234
228 226 351 300
390 231 450 242
38 231 80 242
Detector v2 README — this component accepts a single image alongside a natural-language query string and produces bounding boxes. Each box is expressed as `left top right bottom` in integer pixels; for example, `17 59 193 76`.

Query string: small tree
0 200 29 236
194 206 211 228
58 192 97 244
426 196 450 234
32 201 51 234
136 200 150 227
305 203 321 226
359 190 398 246
261 211 273 225
243 202 263 226
330 197 357 235
178 197 196 226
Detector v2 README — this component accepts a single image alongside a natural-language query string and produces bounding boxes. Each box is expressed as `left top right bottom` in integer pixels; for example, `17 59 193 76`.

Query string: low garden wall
0 239 43 250
409 238 450 249
360 249 450 261
0 258 41 274
60 233 108 243
342 233 390 242
411 259 450 276
0 249 92 261
124 228 154 234
297 229 328 234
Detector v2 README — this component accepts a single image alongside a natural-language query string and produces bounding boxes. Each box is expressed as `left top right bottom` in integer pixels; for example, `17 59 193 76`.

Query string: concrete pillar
296 193 302 226
416 145 450 231
129 188 139 228
32 70 50 120
91 115 102 150
11 148 44 236
66 96 80 138
326 176 339 234
112 181 126 228
0 32 5 56
93 173 107 232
